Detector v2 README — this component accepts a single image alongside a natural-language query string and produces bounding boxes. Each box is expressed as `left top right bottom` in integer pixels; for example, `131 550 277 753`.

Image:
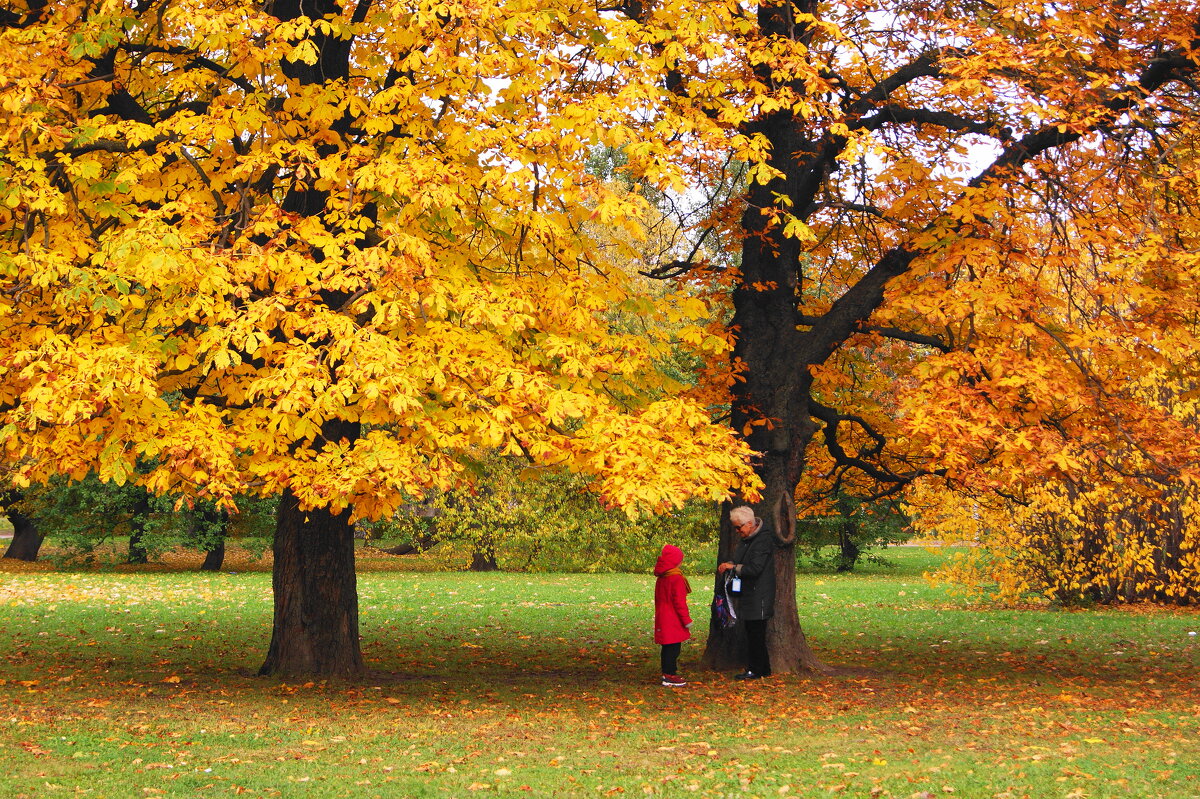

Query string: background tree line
3 458 913 574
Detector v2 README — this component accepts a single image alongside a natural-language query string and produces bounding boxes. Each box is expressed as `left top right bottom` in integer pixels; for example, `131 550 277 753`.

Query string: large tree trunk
703 0 904 675
701 505 745 670
253 0 365 678
701 163 832 673
259 485 363 677
3 506 43 561
700 0 830 672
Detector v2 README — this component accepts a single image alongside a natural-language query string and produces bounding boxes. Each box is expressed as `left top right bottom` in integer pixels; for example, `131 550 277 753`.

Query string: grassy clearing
1 547 1197 798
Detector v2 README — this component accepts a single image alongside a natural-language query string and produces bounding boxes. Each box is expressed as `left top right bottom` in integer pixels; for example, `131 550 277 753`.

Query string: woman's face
733 518 755 538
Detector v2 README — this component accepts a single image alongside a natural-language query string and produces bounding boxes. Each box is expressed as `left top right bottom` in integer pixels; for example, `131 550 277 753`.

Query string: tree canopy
0 0 759 520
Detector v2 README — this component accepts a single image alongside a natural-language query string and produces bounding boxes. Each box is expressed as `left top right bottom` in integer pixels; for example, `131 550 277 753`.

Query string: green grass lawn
1 547 1197 798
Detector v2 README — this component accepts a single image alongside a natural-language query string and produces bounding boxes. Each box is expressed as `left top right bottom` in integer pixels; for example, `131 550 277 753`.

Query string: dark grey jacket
730 524 777 620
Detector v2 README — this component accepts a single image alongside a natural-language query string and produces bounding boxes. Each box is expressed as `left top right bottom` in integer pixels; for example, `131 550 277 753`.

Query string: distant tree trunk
2 498 43 562
127 494 151 564
470 549 499 571
470 532 499 571
836 497 861 572
837 526 860 572
200 541 225 572
376 519 439 555
259 421 364 678
1153 499 1188 605
197 505 228 571
378 535 437 556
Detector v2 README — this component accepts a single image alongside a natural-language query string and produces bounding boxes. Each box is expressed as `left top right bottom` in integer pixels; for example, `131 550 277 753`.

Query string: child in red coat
653 544 692 686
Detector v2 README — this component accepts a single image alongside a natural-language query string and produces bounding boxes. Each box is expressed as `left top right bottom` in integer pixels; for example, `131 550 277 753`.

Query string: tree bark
251 0 367 678
197 505 228 571
701 506 745 670
200 541 225 572
3 507 43 561
698 0 835 676
259 484 363 677
127 493 151 564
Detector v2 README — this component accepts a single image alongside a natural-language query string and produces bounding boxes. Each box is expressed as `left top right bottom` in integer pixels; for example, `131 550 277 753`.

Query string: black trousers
660 642 681 674
744 619 771 676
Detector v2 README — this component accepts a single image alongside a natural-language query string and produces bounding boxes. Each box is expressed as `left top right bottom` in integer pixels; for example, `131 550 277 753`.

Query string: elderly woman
717 505 777 679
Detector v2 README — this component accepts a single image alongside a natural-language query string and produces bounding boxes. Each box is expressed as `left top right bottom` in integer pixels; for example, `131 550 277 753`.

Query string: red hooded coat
653 545 692 645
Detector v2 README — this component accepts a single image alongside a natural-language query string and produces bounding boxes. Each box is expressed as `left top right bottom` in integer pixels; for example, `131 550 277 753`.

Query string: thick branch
119 43 256 93
855 105 995 136
797 314 950 352
804 41 1199 367
808 398 914 485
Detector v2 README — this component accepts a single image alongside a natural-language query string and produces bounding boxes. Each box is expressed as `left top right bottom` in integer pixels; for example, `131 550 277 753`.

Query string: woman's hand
717 562 734 574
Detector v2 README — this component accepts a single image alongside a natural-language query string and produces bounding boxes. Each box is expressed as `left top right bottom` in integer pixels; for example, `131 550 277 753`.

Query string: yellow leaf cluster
0 0 761 520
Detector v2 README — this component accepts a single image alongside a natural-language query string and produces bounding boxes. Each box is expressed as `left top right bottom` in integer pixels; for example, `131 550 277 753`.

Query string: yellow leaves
286 40 320 66
545 391 593 425
0 0 782 520
555 399 762 515
781 215 815 242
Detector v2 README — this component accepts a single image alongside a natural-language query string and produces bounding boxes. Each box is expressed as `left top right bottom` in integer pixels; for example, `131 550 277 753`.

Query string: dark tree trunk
378 533 437 556
197 505 228 571
259 484 363 677
703 0 886 676
837 525 860 572
3 507 43 561
469 530 499 571
127 494 151 564
468 551 496 568
201 540 226 571
836 496 861 572
701 505 746 670
254 0 365 678
700 0 829 674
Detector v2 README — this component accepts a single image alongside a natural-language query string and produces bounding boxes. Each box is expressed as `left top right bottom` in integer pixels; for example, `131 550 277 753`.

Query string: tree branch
797 314 951 352
808 397 916 485
855 105 995 136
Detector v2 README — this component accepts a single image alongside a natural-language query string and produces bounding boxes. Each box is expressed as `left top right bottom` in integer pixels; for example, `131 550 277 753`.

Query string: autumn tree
0 1 761 677
591 1 1200 671
913 364 1200 606
364 453 722 572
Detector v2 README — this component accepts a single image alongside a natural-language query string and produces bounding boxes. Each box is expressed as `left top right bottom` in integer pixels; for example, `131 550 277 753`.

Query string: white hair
729 506 755 526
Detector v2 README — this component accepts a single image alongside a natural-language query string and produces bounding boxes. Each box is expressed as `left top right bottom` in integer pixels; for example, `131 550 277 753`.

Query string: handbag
712 572 739 628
